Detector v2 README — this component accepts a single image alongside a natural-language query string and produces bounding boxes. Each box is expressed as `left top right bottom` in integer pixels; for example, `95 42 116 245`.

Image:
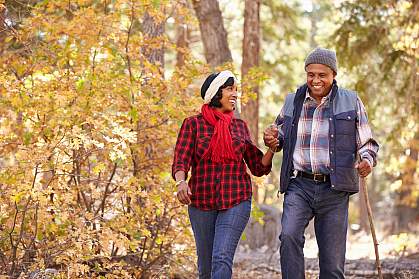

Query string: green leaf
152 0 161 9
128 107 138 123
76 78 85 91
23 131 32 145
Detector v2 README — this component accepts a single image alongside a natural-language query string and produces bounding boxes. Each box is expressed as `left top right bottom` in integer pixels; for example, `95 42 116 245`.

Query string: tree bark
393 130 419 232
241 0 260 143
175 0 190 68
192 0 232 67
134 10 165 178
0 5 8 55
141 11 165 71
308 3 318 48
241 0 260 203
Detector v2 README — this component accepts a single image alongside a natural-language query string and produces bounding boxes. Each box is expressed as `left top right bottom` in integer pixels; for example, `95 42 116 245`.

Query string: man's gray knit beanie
304 47 338 74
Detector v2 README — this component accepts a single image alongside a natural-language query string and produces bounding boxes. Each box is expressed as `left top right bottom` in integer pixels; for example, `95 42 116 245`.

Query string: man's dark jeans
280 176 349 279
188 200 251 279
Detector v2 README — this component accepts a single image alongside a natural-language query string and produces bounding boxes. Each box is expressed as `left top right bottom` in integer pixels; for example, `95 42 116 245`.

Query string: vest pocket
335 111 357 135
335 166 357 185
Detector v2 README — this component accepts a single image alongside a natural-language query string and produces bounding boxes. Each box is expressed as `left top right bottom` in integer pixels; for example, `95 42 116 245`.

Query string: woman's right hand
177 181 192 205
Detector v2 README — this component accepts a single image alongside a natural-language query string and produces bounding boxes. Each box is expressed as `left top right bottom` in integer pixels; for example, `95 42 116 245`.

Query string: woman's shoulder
184 113 203 122
182 113 204 127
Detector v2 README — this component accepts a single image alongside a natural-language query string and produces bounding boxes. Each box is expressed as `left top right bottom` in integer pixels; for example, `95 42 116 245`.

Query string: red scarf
201 104 237 163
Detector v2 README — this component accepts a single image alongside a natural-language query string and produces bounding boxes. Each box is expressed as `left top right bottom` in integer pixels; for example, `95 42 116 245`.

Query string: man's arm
355 97 379 177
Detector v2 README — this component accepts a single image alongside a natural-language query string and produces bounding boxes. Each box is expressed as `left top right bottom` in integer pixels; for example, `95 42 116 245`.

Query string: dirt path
234 228 419 278
233 250 419 279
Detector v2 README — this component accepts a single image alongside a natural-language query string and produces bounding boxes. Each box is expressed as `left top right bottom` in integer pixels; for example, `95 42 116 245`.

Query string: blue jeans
280 177 349 279
188 200 251 279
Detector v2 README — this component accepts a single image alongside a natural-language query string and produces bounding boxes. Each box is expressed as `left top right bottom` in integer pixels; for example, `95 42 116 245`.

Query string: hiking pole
360 176 383 279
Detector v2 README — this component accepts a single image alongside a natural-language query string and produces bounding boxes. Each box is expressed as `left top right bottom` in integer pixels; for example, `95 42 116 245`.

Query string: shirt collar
304 88 332 104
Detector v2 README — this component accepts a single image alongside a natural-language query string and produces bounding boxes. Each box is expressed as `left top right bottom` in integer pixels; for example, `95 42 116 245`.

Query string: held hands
355 159 372 178
263 124 279 151
176 181 192 205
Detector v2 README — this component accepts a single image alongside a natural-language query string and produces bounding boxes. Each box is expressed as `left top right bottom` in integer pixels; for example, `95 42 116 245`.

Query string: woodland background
0 0 417 278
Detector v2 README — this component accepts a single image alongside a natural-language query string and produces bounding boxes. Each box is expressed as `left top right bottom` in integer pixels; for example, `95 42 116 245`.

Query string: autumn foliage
0 1 200 277
1 0 418 277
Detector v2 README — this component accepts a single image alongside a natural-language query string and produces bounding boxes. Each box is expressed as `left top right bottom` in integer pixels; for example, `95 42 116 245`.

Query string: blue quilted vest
279 81 359 194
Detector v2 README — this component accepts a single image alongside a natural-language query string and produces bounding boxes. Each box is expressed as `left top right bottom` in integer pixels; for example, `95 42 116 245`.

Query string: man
264 47 379 278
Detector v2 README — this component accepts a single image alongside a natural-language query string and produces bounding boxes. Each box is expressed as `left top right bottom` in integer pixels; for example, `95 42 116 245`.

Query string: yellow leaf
93 162 106 175
141 229 151 238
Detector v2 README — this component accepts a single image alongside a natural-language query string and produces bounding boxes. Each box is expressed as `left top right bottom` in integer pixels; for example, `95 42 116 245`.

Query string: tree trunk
309 4 318 48
0 5 8 55
241 0 260 143
134 10 165 178
175 0 190 68
393 130 419 232
241 0 260 203
141 11 165 71
192 0 232 67
127 9 166 216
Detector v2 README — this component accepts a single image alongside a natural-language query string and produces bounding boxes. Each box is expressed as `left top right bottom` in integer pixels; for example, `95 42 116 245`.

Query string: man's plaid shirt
172 114 271 210
276 90 379 174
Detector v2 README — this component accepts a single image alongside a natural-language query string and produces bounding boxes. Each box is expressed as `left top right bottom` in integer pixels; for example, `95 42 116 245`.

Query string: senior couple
172 47 379 279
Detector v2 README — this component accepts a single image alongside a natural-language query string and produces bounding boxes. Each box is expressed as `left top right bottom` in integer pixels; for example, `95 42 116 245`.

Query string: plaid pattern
172 114 271 210
276 90 378 174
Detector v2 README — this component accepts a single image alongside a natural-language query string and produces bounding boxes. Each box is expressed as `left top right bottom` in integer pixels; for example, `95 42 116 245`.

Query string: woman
172 70 276 279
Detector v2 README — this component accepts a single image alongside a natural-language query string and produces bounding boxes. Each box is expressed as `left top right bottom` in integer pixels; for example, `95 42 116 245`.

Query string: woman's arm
172 118 195 205
242 122 273 176
174 170 191 205
261 148 275 166
171 118 195 180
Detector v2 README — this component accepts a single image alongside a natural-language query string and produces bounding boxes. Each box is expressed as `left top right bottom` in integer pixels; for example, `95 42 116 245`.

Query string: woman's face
218 83 238 113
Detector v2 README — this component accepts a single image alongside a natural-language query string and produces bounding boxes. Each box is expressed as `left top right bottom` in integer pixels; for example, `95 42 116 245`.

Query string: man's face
306 64 336 101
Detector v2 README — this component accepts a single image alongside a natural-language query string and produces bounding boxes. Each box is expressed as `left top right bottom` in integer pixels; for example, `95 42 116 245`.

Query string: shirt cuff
361 153 374 168
172 166 188 180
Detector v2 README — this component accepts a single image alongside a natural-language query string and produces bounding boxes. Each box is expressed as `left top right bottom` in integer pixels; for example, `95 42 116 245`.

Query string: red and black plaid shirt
172 114 271 210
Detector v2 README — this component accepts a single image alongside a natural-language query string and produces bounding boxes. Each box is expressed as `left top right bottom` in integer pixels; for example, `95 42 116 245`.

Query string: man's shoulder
337 87 358 97
284 93 296 101
281 93 296 116
334 87 358 113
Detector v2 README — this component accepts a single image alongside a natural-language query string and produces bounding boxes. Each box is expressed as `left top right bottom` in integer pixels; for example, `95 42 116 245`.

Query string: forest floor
233 231 419 279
